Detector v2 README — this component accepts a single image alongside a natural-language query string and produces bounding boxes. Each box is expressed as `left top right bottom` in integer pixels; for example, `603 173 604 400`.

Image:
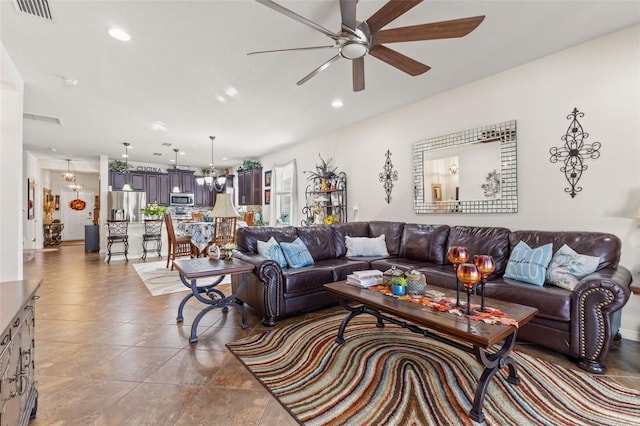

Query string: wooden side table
43 223 64 247
172 257 254 343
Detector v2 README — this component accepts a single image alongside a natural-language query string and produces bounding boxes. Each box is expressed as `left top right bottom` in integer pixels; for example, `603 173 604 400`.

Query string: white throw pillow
257 237 288 267
545 244 600 291
345 234 389 257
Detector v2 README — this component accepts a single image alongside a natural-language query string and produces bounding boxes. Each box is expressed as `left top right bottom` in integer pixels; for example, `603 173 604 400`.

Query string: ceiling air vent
23 113 63 126
12 0 52 20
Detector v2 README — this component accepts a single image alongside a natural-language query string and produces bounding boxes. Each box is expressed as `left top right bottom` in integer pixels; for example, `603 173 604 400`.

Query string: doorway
61 190 94 240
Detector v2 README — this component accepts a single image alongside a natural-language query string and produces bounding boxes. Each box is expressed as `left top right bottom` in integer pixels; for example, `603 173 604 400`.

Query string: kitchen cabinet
168 169 195 194
0 279 41 426
108 171 145 192
109 171 126 190
237 168 262 206
146 173 170 205
130 172 146 191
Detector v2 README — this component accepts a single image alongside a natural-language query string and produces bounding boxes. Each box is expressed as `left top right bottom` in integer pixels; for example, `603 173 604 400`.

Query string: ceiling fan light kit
252 0 485 92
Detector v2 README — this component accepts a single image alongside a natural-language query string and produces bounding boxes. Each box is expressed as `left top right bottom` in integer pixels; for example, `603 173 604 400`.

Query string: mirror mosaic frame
413 119 518 214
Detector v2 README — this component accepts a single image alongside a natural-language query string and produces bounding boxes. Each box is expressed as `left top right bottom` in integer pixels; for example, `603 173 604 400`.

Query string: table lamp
209 194 241 246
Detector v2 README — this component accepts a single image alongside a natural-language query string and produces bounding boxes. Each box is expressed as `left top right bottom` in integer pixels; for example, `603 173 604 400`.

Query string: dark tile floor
22 244 639 425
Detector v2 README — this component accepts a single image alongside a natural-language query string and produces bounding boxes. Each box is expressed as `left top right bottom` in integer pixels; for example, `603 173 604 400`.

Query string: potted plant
389 276 407 296
304 154 339 189
141 203 168 218
109 160 132 173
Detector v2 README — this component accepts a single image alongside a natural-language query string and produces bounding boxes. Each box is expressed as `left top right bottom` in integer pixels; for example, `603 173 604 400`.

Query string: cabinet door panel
158 175 169 205
146 174 160 204
130 173 146 191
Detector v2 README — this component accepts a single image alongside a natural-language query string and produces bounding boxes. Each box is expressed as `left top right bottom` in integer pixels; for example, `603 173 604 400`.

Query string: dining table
176 221 216 256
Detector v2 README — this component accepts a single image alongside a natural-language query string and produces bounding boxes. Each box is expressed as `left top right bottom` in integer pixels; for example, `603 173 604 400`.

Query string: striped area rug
227 313 640 426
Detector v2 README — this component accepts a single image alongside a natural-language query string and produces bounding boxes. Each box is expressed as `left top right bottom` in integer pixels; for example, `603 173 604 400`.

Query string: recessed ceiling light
225 87 238 98
108 28 131 42
63 77 79 87
179 151 186 155
221 157 228 161
50 148 57 152
151 121 167 132
331 99 344 109
170 159 176 163
216 95 227 103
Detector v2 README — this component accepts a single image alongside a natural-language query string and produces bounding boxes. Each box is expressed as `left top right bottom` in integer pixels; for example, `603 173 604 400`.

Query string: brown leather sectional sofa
232 221 632 373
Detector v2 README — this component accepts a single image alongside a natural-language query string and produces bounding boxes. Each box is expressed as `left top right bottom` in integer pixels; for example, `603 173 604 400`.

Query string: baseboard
619 327 639 342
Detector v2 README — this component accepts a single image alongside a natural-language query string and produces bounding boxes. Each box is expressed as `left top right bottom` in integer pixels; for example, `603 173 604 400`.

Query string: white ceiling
2 0 639 172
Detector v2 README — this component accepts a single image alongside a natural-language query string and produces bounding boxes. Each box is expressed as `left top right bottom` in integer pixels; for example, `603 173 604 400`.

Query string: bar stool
142 219 163 260
106 220 129 264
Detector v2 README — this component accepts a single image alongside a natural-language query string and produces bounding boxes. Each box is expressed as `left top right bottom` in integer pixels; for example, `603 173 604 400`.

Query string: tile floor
22 243 639 425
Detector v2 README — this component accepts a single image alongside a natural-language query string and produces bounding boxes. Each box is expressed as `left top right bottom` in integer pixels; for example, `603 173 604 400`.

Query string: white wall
260 25 640 340
1 43 24 281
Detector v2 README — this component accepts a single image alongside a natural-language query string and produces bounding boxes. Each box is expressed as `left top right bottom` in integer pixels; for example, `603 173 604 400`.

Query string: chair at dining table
191 212 204 222
164 213 197 270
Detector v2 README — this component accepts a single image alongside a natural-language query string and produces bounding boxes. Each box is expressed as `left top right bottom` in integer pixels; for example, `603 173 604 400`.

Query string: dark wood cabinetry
146 173 169 205
168 169 195 194
0 279 41 426
237 168 262 206
109 171 126 191
130 172 146 191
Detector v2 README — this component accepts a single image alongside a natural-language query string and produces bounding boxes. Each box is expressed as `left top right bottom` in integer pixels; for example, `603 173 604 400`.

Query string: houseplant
389 276 407 296
305 154 338 189
109 160 132 173
141 203 168 218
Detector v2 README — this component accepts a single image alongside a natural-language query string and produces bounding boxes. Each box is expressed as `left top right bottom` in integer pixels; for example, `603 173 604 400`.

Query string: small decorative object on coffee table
405 269 426 295
221 243 235 260
457 263 482 315
207 244 220 260
472 255 495 312
390 277 407 296
447 246 469 307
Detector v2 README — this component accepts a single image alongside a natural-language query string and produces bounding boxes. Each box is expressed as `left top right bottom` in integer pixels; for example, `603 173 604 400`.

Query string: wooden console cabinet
0 279 41 426
237 167 262 206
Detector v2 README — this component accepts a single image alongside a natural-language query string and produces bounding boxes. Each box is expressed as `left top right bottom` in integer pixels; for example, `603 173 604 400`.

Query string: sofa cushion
400 224 450 264
447 226 511 275
504 241 553 286
546 244 600 291
296 226 336 261
314 258 371 281
256 237 288 268
237 226 298 254
509 231 621 270
280 238 315 268
345 235 389 257
331 222 370 257
369 221 405 256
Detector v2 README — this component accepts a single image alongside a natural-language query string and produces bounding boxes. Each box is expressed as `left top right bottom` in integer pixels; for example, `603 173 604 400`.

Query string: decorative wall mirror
413 119 517 214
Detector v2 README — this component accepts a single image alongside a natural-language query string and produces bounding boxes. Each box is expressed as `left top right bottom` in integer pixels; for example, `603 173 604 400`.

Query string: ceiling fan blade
297 55 342 86
366 0 423 33
377 16 486 43
248 45 335 55
256 0 338 40
339 0 357 30
369 45 430 76
352 57 364 92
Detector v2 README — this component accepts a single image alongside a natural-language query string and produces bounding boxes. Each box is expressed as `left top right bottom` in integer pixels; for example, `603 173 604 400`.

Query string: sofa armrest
570 266 632 372
234 250 285 326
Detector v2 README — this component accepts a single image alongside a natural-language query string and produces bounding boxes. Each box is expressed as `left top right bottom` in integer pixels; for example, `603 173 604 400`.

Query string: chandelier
62 159 75 183
196 136 226 192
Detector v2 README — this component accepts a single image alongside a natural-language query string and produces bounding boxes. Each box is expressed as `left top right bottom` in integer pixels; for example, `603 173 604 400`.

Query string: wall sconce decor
379 149 398 204
549 108 601 198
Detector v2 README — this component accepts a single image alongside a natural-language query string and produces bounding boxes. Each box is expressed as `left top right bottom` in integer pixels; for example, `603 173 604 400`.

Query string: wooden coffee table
173 257 254 343
325 281 538 423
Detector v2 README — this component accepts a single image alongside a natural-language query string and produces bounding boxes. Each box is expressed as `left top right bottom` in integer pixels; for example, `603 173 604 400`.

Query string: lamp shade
209 194 240 218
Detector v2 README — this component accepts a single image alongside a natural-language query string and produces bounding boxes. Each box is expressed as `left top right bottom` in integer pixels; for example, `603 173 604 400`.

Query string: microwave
170 193 195 206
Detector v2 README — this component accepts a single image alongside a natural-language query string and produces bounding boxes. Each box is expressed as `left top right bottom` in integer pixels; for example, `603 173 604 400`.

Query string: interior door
61 190 94 241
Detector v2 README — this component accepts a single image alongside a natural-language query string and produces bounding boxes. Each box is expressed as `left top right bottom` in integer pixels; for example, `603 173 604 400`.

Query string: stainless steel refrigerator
108 191 146 223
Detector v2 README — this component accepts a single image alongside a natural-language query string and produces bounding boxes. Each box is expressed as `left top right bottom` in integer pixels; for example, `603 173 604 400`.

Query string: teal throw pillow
280 238 314 268
545 244 600 291
504 241 553 286
256 237 288 268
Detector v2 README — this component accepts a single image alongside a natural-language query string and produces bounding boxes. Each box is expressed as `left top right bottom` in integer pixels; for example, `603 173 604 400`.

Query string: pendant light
62 159 75 183
197 136 226 192
122 142 133 191
172 148 181 193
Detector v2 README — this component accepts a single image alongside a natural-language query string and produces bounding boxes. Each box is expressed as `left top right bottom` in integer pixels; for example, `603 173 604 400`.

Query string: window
271 160 296 226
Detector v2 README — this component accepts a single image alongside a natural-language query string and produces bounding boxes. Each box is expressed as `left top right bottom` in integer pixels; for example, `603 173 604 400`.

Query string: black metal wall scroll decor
379 149 398 204
549 108 601 198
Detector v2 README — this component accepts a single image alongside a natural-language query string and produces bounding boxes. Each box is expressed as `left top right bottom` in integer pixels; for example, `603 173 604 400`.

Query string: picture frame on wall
27 178 35 219
264 170 272 187
265 189 271 205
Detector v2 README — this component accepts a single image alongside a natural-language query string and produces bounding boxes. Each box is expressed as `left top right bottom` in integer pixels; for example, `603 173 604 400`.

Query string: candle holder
457 263 481 315
447 246 469 307
472 255 496 312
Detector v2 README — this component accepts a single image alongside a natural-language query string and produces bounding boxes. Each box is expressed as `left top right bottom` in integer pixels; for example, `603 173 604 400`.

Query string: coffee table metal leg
469 331 519 423
336 298 369 344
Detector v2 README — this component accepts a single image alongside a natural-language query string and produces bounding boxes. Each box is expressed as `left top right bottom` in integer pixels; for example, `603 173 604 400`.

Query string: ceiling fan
250 0 485 92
